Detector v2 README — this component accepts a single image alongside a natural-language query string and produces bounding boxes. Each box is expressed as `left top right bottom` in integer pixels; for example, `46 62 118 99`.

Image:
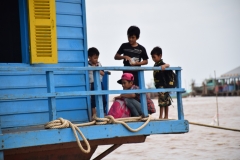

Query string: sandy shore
91 96 240 160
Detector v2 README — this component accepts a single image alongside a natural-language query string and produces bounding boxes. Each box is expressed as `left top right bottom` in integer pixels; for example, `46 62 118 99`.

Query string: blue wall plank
1 110 88 128
0 86 85 95
58 51 85 62
57 110 88 122
57 27 83 39
56 97 87 111
57 39 84 50
32 62 85 67
0 98 87 115
56 2 82 15
56 0 81 3
1 112 49 128
0 99 48 115
0 74 86 88
0 71 85 76
57 15 83 27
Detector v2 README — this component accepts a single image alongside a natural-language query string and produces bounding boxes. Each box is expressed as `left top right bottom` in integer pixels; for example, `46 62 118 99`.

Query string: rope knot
44 117 70 129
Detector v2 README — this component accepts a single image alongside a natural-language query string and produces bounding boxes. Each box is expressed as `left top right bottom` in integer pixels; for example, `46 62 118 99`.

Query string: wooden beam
4 136 146 155
0 66 182 72
46 71 56 121
0 120 188 150
0 88 185 100
93 144 121 160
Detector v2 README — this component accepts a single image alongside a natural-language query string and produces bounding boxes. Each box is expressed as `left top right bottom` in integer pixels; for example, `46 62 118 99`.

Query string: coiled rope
44 115 151 153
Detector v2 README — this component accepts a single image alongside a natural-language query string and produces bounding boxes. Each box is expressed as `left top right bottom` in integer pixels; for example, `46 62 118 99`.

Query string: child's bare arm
114 53 131 61
114 95 122 100
120 93 136 98
113 94 135 100
132 59 148 66
100 70 104 76
161 63 170 70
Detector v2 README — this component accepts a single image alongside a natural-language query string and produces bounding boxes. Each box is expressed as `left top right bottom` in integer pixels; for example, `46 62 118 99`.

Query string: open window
0 0 58 64
0 1 22 63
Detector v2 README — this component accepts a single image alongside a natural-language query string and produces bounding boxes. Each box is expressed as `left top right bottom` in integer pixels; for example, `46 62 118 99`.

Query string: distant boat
191 66 240 96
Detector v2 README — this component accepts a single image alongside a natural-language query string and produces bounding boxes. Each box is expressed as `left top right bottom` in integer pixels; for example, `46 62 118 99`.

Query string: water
91 96 240 160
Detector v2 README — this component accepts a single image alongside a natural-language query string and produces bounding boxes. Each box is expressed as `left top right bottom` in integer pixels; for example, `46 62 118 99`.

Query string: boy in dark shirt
151 47 171 119
114 26 149 86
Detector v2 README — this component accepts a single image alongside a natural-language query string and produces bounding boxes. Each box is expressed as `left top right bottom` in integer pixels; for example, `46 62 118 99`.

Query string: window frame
19 0 30 64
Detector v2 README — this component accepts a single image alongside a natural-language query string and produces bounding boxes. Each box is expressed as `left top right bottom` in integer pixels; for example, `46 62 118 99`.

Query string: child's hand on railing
161 64 170 70
100 70 104 76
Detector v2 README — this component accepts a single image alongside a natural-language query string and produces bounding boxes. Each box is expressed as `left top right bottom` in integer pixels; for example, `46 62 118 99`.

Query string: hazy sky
85 0 240 90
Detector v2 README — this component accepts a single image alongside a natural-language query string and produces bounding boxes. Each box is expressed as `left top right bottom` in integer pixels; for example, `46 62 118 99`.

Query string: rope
45 118 91 153
44 115 151 153
189 121 240 132
102 115 151 132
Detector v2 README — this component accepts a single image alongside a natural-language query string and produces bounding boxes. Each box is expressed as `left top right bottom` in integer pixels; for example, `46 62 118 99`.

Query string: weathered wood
4 136 146 155
0 151 3 160
176 70 185 120
0 118 2 134
93 70 104 118
4 136 146 160
5 145 97 160
93 144 122 160
46 71 57 121
0 120 188 150
138 71 148 117
0 88 185 100
0 66 182 72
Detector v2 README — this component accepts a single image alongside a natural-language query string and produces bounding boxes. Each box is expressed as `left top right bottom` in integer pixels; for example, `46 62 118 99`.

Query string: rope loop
44 114 152 153
45 118 91 153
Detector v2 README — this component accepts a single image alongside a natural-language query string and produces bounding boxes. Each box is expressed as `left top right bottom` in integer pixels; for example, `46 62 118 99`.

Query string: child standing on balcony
151 47 171 119
88 47 107 116
114 26 149 86
114 73 143 117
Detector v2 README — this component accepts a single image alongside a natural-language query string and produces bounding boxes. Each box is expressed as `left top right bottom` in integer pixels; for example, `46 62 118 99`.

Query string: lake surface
91 96 240 160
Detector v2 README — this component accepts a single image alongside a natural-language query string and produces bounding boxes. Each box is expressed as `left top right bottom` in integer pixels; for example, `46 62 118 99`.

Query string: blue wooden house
0 0 189 159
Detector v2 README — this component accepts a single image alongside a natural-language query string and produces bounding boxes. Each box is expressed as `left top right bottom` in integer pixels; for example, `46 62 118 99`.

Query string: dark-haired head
151 46 162 56
88 47 99 57
127 26 140 39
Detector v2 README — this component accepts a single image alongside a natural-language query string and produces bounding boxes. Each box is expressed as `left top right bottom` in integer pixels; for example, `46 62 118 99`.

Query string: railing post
176 69 184 120
93 70 104 118
0 121 3 160
46 71 57 121
102 71 110 113
138 71 148 117
0 118 2 134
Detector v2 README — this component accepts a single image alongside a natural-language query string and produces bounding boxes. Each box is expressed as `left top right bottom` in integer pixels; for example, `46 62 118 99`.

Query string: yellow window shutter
28 0 58 64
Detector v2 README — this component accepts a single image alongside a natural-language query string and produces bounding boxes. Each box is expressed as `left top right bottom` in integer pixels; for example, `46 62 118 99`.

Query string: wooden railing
0 66 185 132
